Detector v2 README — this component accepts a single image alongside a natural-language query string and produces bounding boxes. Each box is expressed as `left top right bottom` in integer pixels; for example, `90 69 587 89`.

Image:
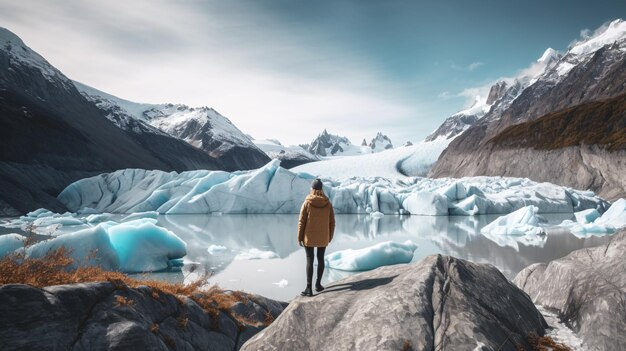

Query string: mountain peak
0 27 25 46
569 18 626 56
537 48 560 64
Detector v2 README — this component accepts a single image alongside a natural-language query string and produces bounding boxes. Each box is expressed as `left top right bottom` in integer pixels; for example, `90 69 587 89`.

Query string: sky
0 1 625 145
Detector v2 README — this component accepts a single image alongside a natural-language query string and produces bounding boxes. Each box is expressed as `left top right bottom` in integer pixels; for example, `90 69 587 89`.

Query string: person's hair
310 188 326 197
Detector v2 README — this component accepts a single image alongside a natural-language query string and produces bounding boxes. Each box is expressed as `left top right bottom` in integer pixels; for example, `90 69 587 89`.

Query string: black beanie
312 178 323 190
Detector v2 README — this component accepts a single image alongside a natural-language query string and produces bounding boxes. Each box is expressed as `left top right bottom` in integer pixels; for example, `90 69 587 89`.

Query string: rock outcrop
0 282 285 351
243 255 547 351
514 229 626 351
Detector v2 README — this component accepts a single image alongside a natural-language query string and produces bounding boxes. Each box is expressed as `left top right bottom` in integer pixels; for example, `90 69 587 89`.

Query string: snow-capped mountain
252 139 319 168
430 19 626 199
75 83 270 171
305 130 394 156
0 27 262 214
426 46 562 142
368 132 393 151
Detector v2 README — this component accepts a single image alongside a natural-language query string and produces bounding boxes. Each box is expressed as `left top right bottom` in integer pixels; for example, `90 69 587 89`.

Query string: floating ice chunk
595 199 626 229
370 211 384 219
107 219 187 273
559 220 613 235
26 226 120 270
207 244 228 255
234 248 279 260
121 211 158 222
574 209 601 224
272 279 289 288
480 206 543 236
0 233 26 257
402 192 448 215
25 208 55 218
325 240 417 271
32 215 84 227
86 213 114 224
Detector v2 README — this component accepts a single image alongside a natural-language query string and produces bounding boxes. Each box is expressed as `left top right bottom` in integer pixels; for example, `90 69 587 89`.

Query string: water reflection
150 213 611 301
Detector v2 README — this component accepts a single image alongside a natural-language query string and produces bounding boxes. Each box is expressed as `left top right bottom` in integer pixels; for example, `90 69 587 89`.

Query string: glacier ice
121 211 158 222
324 240 417 271
574 208 601 224
105 219 187 273
21 219 187 273
480 205 543 236
558 198 626 235
0 233 26 257
207 244 228 255
595 198 626 229
57 160 608 217
234 248 279 260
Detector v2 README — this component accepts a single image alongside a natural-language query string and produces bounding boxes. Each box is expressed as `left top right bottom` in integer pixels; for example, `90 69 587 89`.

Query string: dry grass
114 295 135 307
490 92 626 151
0 248 265 327
527 332 572 351
402 340 412 351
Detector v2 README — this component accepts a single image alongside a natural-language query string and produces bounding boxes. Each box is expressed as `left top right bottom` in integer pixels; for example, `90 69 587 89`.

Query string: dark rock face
307 129 351 156
514 230 626 351
243 255 547 351
486 81 508 105
425 113 480 141
0 28 224 214
0 282 285 351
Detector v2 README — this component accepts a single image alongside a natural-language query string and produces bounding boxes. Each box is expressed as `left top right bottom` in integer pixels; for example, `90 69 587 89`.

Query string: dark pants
304 246 326 286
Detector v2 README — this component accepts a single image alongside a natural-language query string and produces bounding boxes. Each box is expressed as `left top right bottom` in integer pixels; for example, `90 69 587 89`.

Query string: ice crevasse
57 160 608 216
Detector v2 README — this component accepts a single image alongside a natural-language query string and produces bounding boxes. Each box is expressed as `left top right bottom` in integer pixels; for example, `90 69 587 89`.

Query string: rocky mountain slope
515 229 626 351
243 254 548 351
252 139 319 168
0 281 285 351
0 27 269 214
430 19 626 199
75 82 270 171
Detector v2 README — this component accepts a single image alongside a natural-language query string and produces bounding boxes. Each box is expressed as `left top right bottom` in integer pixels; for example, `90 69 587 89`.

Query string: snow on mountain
292 138 451 178
0 27 72 90
569 19 626 56
74 82 269 168
368 132 393 151
305 130 395 156
252 139 319 168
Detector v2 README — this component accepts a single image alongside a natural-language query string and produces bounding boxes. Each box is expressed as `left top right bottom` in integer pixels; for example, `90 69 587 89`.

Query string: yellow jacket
297 193 335 247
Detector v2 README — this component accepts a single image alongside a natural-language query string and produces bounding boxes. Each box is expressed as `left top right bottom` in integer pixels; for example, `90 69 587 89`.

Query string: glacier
0 218 187 273
324 240 418 271
480 206 543 236
57 160 609 216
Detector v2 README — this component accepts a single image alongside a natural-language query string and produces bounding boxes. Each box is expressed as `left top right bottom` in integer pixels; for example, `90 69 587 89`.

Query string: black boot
301 285 313 297
315 282 325 292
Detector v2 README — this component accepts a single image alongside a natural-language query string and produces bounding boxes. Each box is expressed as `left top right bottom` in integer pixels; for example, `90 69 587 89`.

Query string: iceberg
121 211 158 222
234 248 279 260
560 198 626 235
106 219 187 273
23 219 187 273
574 209 601 224
56 161 608 216
207 244 228 255
324 240 417 271
595 198 626 229
480 206 544 236
0 233 26 257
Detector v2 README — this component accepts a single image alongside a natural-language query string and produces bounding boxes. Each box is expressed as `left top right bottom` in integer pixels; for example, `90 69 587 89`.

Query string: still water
142 213 609 301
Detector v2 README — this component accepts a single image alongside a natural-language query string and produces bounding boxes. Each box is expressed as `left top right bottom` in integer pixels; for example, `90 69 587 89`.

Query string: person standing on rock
298 178 335 296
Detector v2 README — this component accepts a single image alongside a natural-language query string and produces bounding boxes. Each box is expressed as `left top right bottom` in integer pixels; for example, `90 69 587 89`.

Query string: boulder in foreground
514 229 626 351
243 254 547 351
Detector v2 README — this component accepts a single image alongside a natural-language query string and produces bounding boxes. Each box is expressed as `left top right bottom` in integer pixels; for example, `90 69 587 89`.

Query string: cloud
437 91 453 99
451 61 484 71
0 0 420 145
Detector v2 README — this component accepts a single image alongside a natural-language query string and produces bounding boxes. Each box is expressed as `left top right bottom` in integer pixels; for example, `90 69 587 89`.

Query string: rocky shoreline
1 230 624 350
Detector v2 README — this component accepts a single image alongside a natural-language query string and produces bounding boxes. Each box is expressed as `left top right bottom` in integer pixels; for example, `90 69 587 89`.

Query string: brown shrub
527 332 572 351
0 248 260 327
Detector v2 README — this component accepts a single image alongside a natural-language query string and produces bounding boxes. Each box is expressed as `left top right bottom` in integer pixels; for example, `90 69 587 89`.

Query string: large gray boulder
0 282 285 351
243 255 547 351
514 229 626 351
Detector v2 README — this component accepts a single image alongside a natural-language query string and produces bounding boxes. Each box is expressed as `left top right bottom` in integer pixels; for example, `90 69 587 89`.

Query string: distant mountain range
0 27 268 214
429 19 626 199
302 130 394 156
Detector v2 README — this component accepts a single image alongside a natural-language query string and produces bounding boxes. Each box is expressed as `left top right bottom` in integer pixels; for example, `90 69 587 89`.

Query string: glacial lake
0 213 612 302
141 213 609 301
